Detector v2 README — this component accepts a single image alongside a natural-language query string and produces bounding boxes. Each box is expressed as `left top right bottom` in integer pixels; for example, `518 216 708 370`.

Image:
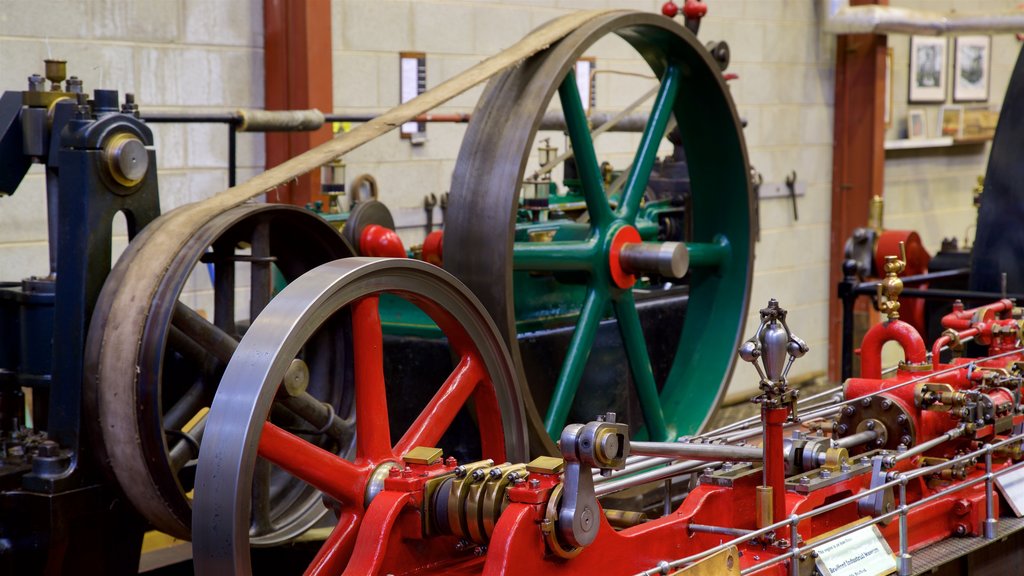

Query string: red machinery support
828 0 888 381
264 0 333 207
761 406 788 528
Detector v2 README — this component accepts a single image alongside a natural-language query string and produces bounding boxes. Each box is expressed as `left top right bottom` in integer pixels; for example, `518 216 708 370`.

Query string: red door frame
264 0 333 207
828 0 888 382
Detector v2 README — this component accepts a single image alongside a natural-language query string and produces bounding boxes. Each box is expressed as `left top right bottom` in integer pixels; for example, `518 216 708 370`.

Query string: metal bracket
557 414 629 548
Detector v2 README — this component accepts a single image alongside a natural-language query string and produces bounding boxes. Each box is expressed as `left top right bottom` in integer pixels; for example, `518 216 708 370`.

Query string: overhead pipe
823 0 1024 35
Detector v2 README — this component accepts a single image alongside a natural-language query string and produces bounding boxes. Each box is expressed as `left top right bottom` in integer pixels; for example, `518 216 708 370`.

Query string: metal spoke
614 291 669 441
249 219 273 318
544 286 608 437
168 413 206 472
304 510 361 576
558 71 613 228
257 422 366 506
211 241 237 337
395 354 483 455
351 296 393 461
172 301 238 365
250 457 274 535
619 64 681 222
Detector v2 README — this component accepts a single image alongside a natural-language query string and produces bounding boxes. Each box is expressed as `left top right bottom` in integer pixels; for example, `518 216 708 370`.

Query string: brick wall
0 0 1019 403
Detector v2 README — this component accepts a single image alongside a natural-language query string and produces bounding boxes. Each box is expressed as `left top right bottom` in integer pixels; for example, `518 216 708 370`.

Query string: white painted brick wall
0 0 1019 406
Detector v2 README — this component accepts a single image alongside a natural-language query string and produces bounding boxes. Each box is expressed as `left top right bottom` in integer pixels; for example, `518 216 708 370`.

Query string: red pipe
931 327 980 361
762 406 788 527
859 319 927 379
940 298 1013 331
359 224 407 258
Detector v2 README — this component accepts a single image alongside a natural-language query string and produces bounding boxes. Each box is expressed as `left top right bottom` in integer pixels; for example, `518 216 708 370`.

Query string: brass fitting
914 382 968 413
877 241 907 321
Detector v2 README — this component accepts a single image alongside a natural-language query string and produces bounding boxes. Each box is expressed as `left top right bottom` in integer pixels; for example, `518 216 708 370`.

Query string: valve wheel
85 203 354 541
445 11 753 450
193 258 528 575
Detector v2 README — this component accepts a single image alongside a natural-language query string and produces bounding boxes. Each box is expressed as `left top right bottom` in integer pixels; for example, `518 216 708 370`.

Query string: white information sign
813 524 897 576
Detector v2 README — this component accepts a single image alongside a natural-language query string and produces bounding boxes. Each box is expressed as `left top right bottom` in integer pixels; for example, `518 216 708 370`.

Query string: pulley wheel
85 203 354 541
445 11 753 452
342 199 396 254
193 258 527 575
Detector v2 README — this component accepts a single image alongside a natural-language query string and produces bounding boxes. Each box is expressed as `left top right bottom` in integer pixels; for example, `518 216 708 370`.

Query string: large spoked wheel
445 11 753 451
193 258 528 575
85 203 353 541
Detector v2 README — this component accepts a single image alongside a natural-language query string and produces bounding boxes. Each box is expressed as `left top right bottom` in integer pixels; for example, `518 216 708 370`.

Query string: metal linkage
559 413 629 548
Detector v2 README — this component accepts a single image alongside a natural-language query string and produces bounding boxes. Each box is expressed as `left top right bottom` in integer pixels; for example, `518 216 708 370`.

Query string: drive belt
93 9 622 406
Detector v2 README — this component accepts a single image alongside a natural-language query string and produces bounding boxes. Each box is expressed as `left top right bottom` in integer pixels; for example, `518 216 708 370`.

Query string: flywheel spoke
249 220 273 318
619 64 681 222
211 241 238 337
304 509 361 576
558 71 612 229
257 422 367 506
613 292 669 441
395 354 484 455
250 457 274 535
351 296 393 461
544 286 608 437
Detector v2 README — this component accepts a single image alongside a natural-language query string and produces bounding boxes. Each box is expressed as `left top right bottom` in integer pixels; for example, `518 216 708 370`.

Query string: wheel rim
193 258 527 575
445 12 753 449
85 203 353 540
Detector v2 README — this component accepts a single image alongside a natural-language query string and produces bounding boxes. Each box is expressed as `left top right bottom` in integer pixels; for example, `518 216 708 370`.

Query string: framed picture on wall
939 105 964 137
954 36 991 102
908 109 927 139
909 36 947 103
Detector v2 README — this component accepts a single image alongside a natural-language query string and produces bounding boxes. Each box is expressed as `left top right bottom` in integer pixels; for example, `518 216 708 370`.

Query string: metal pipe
227 124 237 187
539 110 654 133
688 523 755 538
594 455 674 482
823 0 1024 35
629 441 762 462
834 429 878 449
894 427 964 462
851 284 1024 302
595 459 709 498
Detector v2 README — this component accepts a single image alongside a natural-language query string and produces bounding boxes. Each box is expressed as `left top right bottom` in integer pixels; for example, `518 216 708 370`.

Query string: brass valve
877 241 907 321
914 382 968 413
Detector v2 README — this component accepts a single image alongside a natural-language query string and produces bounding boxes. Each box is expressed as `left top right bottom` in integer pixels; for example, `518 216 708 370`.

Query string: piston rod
595 459 711 498
629 441 763 462
834 429 878 449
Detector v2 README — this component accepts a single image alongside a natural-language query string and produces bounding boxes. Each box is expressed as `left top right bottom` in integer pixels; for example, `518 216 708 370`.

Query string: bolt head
843 406 856 416
866 420 876 430
881 399 893 410
862 397 873 408
529 478 541 488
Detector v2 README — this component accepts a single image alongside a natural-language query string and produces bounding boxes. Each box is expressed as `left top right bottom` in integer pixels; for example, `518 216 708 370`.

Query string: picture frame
908 36 947 103
938 105 964 138
953 36 991 102
908 109 927 140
